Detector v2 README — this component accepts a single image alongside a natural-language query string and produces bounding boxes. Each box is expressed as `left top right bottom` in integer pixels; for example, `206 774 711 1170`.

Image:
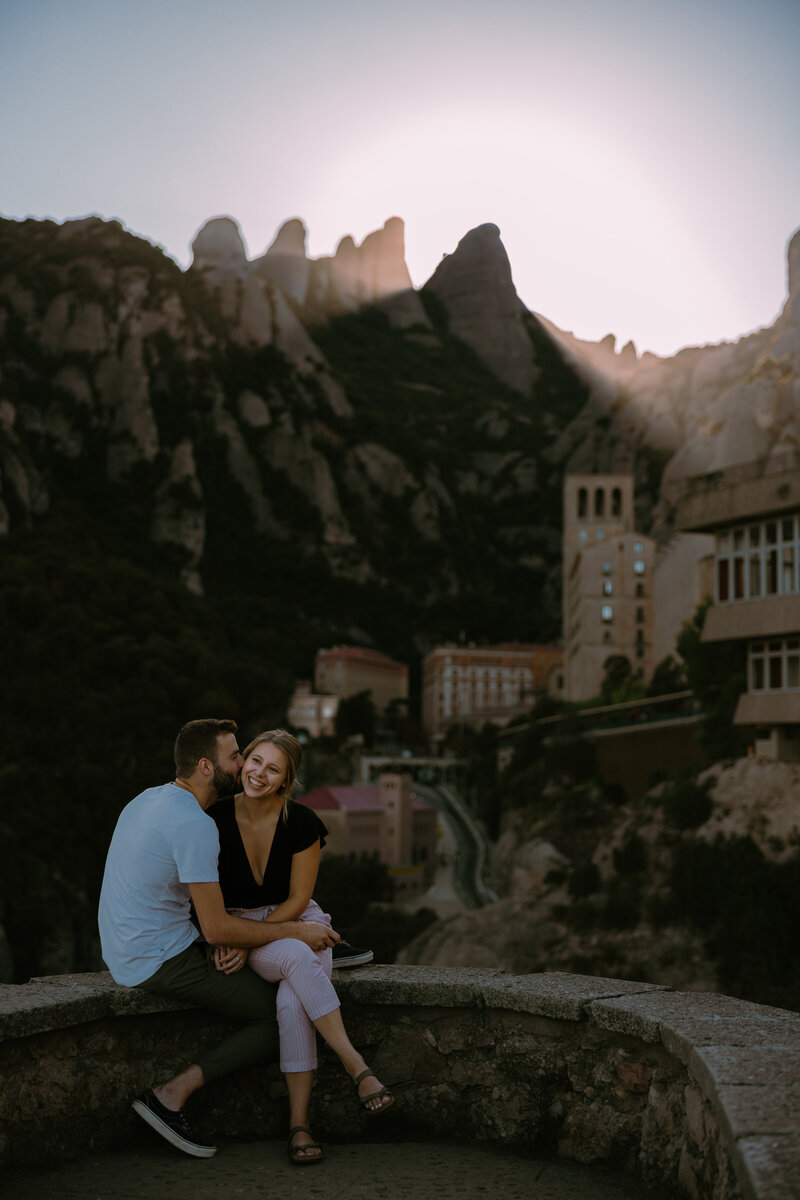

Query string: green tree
334 690 377 747
441 721 499 830
0 512 294 981
647 654 688 697
676 603 749 759
314 854 394 927
600 655 645 705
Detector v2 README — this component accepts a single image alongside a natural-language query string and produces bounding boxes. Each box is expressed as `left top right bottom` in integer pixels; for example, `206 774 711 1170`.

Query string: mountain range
3 211 796 664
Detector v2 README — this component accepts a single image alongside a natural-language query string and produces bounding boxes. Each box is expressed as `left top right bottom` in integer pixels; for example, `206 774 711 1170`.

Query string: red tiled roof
426 642 561 656
316 646 407 670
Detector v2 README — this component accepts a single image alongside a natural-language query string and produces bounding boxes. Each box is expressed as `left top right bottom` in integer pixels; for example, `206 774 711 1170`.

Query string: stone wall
1 967 797 1199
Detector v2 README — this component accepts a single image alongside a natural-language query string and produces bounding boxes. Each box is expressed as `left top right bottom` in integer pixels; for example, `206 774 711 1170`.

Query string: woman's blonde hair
240 728 302 821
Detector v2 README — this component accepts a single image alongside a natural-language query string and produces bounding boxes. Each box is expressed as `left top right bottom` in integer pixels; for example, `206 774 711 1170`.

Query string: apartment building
314 646 408 715
675 451 800 760
562 474 656 700
421 643 563 745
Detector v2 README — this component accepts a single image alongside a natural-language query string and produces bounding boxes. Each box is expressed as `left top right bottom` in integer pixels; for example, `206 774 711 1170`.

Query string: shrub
568 861 600 897
602 780 631 807
661 777 713 830
314 854 394 927
646 654 687 697
646 890 678 929
613 833 648 875
346 906 438 965
566 898 598 932
601 882 642 930
668 834 800 1007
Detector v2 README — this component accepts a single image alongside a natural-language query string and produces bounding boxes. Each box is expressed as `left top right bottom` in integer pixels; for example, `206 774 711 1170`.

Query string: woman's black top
210 796 328 908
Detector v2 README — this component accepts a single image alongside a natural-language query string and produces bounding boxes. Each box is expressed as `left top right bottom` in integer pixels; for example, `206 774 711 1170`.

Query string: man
98 718 339 1158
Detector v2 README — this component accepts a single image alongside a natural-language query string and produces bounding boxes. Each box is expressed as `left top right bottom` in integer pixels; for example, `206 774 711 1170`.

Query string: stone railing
1 966 798 1199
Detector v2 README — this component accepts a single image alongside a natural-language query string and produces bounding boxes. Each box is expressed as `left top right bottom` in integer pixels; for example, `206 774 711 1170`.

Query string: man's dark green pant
137 941 279 1084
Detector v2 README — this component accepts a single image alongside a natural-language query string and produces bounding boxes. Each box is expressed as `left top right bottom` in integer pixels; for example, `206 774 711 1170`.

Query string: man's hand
291 921 340 951
213 945 249 974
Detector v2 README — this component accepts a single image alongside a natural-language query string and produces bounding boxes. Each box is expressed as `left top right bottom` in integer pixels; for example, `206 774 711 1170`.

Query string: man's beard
212 762 240 797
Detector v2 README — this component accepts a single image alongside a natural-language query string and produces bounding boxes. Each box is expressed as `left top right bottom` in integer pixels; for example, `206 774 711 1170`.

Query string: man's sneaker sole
132 1094 217 1158
332 949 374 968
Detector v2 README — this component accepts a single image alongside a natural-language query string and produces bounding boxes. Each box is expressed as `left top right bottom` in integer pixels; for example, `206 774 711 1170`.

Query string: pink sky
2 0 798 356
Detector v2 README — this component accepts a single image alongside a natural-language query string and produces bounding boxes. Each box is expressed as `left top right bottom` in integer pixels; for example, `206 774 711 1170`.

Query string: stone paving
4 1138 652 1200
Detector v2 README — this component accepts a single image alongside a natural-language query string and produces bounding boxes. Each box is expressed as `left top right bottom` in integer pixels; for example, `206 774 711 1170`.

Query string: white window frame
716 513 799 603
749 637 800 692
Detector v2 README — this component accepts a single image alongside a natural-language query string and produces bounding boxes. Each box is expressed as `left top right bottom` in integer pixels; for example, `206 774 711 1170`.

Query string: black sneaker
132 1089 217 1158
332 939 374 968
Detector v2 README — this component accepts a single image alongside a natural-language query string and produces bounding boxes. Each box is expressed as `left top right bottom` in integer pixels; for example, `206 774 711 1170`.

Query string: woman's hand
293 921 340 951
213 945 249 974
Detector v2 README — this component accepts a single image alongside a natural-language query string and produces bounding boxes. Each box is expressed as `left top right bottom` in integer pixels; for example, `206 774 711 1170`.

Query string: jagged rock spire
425 224 538 395
190 217 248 276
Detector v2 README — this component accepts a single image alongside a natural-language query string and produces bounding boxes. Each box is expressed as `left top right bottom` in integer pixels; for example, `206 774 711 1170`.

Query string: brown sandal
353 1067 395 1115
287 1125 324 1165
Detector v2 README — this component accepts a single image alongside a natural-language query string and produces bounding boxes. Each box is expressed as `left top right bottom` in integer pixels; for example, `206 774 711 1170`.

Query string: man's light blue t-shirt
98 782 220 986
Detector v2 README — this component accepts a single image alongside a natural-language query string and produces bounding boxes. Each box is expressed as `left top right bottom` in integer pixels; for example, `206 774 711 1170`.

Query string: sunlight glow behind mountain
1 0 798 357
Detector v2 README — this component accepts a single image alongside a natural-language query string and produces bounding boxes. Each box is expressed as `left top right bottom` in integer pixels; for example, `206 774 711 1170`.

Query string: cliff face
3 213 798 596
540 227 800 532
0 213 595 652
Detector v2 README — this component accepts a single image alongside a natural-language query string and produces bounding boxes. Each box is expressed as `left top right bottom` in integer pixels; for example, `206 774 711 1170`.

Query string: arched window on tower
578 487 587 518
594 488 605 517
612 487 622 517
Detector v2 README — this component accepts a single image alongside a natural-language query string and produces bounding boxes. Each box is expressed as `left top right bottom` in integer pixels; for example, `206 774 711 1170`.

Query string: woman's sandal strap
288 1126 324 1162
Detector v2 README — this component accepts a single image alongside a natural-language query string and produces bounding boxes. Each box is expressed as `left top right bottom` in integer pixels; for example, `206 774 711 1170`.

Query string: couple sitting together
98 718 393 1165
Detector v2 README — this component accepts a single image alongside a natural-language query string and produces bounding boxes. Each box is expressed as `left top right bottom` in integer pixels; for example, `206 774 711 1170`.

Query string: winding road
411 782 496 912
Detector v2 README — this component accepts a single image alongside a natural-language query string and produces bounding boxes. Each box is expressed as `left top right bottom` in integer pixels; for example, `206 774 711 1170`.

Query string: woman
210 729 394 1165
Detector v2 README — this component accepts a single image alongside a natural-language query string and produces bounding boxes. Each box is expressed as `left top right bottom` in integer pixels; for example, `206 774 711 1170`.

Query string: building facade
652 533 715 666
298 773 437 896
562 474 656 701
421 643 563 745
286 682 340 739
314 646 408 715
675 451 800 760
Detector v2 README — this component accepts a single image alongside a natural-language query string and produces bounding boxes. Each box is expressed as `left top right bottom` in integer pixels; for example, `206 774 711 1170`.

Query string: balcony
676 451 800 533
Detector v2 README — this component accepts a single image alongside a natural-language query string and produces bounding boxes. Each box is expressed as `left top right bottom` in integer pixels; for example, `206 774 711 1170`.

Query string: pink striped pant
231 900 339 1072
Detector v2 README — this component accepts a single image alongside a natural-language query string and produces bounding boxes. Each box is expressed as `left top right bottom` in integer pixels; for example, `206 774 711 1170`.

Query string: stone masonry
0 967 797 1200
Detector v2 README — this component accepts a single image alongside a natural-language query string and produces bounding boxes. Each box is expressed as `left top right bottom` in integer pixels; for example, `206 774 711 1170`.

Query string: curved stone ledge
1 966 798 1200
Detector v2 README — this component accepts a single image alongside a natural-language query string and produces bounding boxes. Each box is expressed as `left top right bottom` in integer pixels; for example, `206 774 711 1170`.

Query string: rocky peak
308 216 415 313
249 215 416 315
266 218 307 258
619 339 638 367
785 227 800 325
190 217 248 276
425 224 538 394
252 218 310 303
356 216 413 297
